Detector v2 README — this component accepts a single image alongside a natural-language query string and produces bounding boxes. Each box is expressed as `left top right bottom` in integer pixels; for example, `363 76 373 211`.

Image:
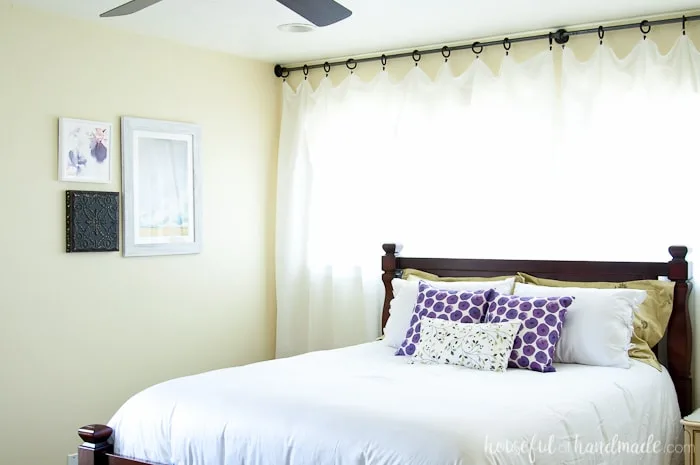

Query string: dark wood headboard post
667 246 693 416
78 424 113 465
381 243 402 330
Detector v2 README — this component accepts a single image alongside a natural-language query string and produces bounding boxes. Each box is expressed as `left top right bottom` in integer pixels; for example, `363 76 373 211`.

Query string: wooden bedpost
381 243 402 330
78 424 113 465
666 245 693 416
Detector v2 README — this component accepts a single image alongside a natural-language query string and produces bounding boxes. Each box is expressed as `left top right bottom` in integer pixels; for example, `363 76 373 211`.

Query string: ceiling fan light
277 23 317 33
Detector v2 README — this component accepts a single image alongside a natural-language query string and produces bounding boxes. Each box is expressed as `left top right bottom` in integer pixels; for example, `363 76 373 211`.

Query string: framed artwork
121 117 202 257
58 118 112 183
65 190 119 252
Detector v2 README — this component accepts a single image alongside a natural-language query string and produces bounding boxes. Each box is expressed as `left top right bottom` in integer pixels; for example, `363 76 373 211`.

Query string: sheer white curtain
275 36 700 358
558 36 700 261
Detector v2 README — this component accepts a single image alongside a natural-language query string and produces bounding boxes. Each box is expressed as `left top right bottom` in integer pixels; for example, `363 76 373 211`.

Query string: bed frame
77 243 692 465
381 243 693 414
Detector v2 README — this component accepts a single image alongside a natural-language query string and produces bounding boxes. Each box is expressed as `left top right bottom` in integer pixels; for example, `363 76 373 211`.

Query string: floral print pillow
409 318 521 372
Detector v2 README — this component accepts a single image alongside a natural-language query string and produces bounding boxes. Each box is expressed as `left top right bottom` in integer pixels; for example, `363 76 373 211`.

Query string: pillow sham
403 268 520 290
384 277 514 348
485 292 573 372
408 319 521 372
395 281 492 356
513 282 647 368
517 273 674 371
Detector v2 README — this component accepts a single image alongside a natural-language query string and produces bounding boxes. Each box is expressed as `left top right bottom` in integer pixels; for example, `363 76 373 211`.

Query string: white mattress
109 341 683 465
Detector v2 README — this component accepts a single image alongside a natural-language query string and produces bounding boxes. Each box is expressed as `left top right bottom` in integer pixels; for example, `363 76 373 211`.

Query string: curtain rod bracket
553 29 570 45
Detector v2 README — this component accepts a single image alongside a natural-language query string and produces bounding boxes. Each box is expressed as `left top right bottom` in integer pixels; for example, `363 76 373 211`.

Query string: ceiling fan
99 0 352 27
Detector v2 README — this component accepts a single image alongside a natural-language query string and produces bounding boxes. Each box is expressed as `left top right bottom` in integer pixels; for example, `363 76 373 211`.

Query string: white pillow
383 277 515 348
408 319 521 372
512 282 647 368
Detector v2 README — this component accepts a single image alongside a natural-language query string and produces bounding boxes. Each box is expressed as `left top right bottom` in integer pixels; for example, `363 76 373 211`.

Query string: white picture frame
58 117 113 183
121 117 202 257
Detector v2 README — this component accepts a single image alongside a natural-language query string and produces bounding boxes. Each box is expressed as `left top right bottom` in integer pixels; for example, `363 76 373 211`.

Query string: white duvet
109 342 682 465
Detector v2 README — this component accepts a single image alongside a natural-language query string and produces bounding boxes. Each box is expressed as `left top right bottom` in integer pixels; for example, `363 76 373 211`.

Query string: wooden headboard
380 243 693 416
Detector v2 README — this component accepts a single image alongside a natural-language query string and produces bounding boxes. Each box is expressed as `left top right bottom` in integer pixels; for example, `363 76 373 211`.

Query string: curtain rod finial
274 64 285 78
553 29 570 45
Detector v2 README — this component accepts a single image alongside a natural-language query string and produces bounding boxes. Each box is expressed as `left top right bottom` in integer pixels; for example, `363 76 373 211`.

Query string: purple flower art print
59 118 112 183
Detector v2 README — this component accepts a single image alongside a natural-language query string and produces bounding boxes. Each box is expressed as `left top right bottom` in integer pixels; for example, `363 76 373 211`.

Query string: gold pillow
517 272 675 371
401 269 521 295
402 268 521 283
628 333 662 370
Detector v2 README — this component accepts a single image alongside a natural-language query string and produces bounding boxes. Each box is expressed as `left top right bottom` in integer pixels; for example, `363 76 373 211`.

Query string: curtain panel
275 36 700 358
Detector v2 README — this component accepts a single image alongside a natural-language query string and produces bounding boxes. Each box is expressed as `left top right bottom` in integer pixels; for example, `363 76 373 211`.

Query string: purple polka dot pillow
485 292 573 372
395 281 493 356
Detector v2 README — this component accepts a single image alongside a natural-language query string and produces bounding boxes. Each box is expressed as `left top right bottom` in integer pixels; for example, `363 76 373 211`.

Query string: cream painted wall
0 3 280 464
285 17 700 408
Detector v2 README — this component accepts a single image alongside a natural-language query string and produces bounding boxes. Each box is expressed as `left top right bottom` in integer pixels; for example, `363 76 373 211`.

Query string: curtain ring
412 49 421 66
598 26 604 45
346 58 357 72
303 64 309 80
471 41 483 56
380 54 387 70
640 20 651 39
441 46 451 62
281 68 290 80
548 32 553 51
323 61 331 77
503 37 511 56
683 15 687 35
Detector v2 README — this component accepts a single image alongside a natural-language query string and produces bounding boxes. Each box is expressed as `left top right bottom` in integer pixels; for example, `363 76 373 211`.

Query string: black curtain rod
273 13 699 78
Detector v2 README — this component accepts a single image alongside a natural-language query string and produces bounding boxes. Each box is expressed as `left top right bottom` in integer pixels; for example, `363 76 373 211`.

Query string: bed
77 243 693 465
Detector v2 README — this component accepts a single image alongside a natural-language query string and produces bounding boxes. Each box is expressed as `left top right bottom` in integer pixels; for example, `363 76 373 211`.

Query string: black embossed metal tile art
66 190 119 252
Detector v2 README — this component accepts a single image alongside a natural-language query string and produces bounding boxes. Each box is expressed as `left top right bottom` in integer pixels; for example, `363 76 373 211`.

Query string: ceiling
11 0 700 65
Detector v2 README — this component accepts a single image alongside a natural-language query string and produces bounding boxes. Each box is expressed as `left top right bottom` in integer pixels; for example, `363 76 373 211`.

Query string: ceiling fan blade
100 0 164 17
276 0 352 27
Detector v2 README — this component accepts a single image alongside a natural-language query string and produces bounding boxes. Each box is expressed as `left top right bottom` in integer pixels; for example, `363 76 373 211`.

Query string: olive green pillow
517 272 675 371
402 268 522 283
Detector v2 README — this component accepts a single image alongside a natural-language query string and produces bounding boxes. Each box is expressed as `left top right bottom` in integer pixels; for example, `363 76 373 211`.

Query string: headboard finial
382 243 402 256
669 245 689 261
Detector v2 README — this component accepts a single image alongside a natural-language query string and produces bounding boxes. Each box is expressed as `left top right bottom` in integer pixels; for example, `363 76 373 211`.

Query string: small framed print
59 118 113 183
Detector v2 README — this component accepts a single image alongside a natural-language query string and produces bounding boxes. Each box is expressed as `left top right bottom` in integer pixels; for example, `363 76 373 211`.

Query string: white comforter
109 342 682 465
